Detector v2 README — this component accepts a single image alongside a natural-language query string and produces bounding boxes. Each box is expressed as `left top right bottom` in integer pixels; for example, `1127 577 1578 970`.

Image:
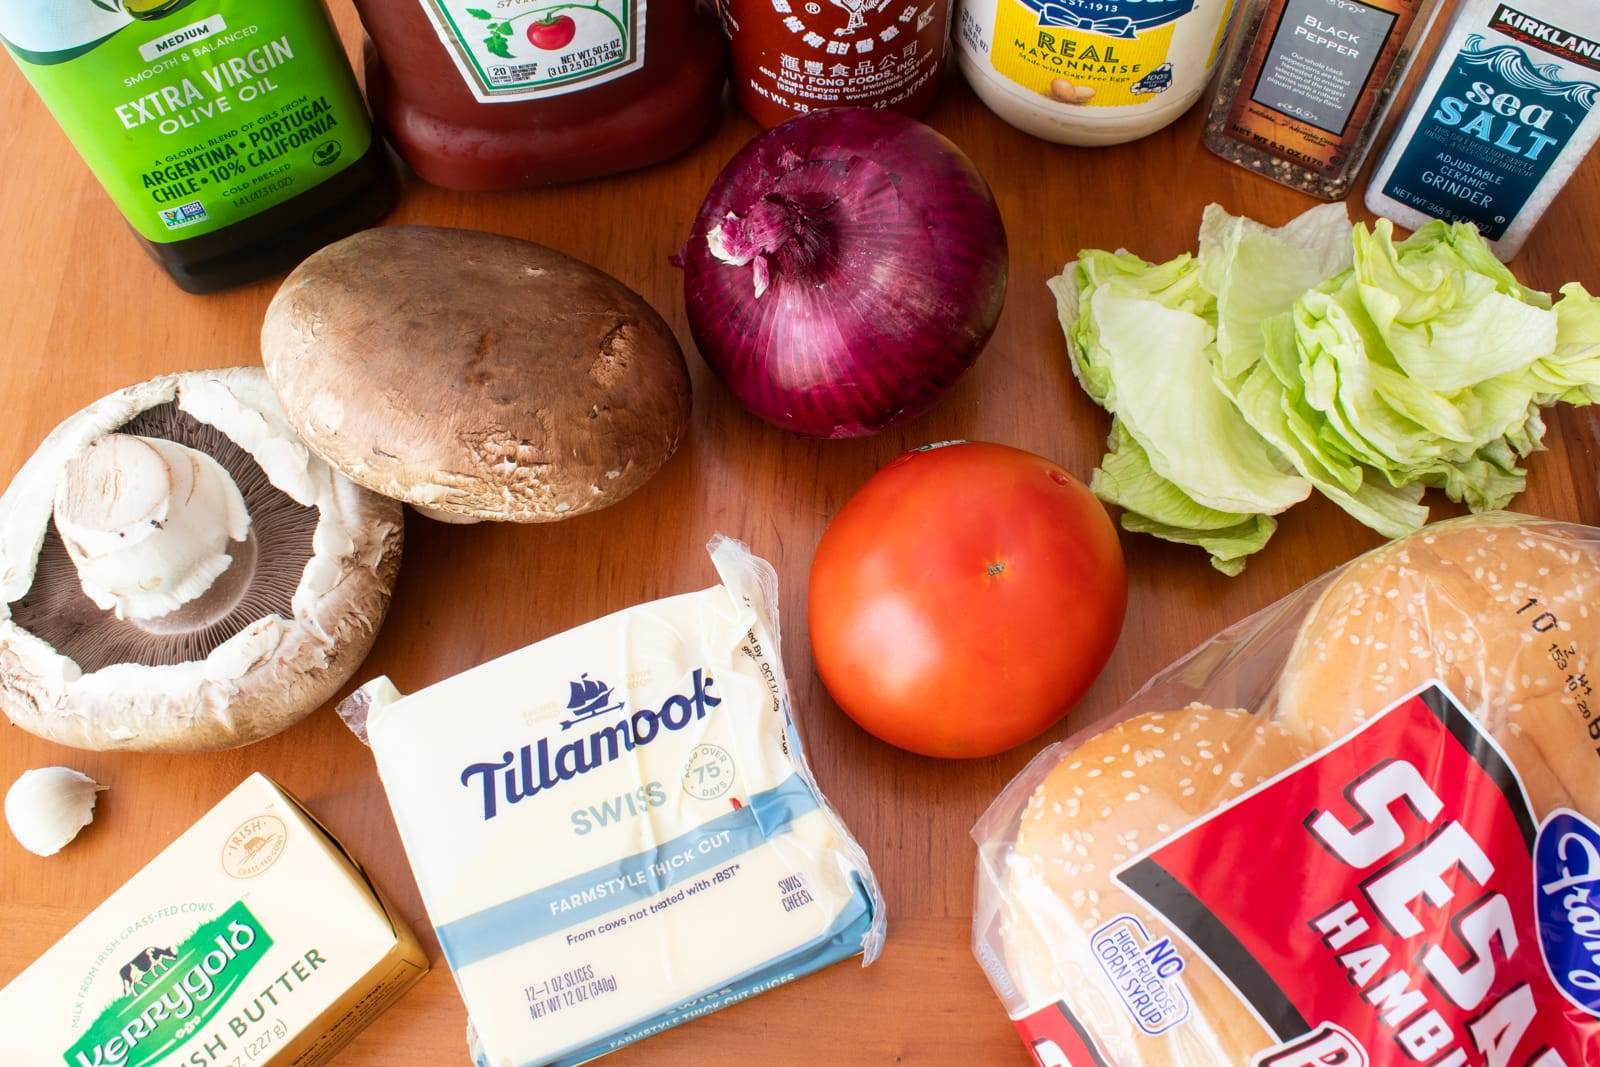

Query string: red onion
680 108 1008 438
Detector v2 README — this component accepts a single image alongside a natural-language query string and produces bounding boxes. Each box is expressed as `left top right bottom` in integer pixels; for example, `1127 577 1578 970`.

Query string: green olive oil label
0 0 374 243
64 900 273 1067
415 0 645 103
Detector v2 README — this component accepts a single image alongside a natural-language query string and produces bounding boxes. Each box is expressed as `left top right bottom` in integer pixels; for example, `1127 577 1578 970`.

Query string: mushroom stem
53 434 251 622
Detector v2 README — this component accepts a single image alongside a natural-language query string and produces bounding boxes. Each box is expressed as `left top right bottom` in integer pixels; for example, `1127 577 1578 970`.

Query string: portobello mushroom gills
8 403 316 669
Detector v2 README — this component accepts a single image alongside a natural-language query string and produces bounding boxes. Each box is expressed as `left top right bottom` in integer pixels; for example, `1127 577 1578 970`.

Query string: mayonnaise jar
955 0 1242 144
352 536 885 1067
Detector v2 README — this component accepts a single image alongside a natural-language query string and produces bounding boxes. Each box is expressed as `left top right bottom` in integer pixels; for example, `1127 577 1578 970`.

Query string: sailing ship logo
561 673 624 730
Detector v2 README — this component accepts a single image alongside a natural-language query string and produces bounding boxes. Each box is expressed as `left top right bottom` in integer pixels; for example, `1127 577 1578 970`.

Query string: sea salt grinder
1366 0 1600 260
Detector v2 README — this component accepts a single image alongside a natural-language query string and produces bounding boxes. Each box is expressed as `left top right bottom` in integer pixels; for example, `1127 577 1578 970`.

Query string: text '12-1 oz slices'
972 513 1600 1066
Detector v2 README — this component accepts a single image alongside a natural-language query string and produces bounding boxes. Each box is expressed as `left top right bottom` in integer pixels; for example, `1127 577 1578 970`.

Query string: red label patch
1117 684 1600 1066
1014 1000 1109 1067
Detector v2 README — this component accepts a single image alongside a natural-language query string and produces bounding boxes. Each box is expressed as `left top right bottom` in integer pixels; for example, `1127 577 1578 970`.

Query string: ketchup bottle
351 0 727 191
720 0 951 127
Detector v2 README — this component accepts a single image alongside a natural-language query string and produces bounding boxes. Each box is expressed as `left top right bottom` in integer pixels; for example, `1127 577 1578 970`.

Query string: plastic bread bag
972 512 1600 1066
339 534 885 1067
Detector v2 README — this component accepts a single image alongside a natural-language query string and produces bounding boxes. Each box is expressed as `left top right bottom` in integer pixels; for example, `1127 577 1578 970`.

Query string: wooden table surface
3 6 1599 1065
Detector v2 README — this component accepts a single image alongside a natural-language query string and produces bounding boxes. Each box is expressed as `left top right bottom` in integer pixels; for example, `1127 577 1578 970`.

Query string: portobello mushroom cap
260 225 692 523
0 368 404 752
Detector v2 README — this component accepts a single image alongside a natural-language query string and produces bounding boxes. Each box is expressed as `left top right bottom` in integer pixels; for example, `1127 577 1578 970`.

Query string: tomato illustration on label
421 1 645 102
527 14 577 49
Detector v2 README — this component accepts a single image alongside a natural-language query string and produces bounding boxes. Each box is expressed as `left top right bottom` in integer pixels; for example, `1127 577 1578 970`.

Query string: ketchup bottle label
415 0 646 102
723 0 950 126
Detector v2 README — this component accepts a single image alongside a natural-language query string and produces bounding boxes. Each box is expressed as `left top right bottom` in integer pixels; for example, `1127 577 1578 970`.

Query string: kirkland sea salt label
1381 20 1600 240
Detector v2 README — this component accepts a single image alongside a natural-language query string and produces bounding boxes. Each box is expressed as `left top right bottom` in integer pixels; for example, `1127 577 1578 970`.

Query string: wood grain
2 5 1598 1064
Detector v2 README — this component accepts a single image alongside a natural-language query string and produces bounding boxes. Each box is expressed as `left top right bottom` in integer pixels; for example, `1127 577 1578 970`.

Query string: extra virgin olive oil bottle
1 0 396 293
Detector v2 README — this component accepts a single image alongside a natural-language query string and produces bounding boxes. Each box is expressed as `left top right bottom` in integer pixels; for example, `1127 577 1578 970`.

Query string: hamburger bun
1275 514 1598 819
1000 705 1309 1064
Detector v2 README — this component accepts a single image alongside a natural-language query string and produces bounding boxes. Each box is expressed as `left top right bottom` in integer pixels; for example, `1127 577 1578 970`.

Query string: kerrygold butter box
0 773 427 1065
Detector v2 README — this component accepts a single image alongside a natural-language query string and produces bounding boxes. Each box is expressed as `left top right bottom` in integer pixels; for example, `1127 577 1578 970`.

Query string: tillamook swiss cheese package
973 513 1600 1066
349 535 885 1067
0 773 427 1065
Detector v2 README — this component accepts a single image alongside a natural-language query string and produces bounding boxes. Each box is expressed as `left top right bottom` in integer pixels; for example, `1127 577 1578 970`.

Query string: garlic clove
5 767 106 857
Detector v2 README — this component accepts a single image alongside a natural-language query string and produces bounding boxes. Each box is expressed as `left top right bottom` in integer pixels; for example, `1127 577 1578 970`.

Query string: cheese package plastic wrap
972 513 1600 1066
351 535 885 1066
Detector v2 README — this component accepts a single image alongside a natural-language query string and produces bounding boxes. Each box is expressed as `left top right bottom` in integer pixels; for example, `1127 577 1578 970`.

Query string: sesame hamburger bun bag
972 513 1600 1067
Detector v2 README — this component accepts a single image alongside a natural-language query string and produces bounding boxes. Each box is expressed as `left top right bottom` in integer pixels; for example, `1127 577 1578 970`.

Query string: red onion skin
681 108 1008 439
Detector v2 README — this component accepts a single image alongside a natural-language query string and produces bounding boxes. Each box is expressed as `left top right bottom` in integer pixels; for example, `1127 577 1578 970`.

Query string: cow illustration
240 835 271 858
119 946 176 994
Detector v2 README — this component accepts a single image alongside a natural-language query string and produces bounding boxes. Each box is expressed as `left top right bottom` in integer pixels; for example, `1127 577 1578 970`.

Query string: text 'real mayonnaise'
350 535 885 1067
955 0 1241 144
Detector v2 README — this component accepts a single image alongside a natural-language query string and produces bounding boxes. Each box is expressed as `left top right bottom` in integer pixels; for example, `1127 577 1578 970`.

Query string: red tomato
808 442 1126 758
526 15 576 50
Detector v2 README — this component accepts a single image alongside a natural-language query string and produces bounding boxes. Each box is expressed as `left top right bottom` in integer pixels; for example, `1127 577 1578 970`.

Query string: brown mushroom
0 369 403 752
260 225 692 523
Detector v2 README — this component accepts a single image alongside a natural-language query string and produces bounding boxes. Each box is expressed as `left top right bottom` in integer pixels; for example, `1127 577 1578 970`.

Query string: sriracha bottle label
1111 682 1600 1065
721 0 951 126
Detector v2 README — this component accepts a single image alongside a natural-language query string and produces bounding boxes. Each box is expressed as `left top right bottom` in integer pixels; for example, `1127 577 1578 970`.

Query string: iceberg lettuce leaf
1092 285 1311 516
1051 204 1582 574
1091 422 1277 576
1533 283 1600 405
1201 202 1353 381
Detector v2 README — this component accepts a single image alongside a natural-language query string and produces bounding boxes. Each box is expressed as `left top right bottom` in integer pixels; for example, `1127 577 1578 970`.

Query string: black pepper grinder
1202 0 1446 200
